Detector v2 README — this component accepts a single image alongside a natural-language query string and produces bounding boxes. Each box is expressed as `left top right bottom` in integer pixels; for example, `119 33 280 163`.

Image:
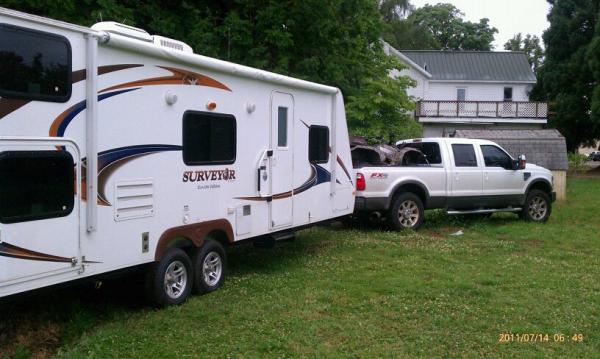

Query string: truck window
309 125 329 163
182 111 236 165
481 145 513 169
0 151 75 223
401 142 442 165
451 144 478 167
0 24 71 102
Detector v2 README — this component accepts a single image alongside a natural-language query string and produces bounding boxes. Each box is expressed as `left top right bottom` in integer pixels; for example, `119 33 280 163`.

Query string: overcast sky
409 0 552 50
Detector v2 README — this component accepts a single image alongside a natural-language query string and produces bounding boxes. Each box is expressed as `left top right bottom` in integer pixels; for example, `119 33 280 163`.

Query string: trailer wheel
192 240 226 294
520 189 551 222
147 248 193 307
388 192 424 231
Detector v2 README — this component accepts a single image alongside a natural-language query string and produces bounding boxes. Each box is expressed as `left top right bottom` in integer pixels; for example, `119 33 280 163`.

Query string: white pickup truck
353 138 556 230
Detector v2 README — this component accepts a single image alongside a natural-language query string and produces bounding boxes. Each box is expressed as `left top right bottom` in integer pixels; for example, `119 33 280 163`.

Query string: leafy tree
407 3 498 50
378 0 411 22
587 12 600 144
533 0 600 151
382 16 441 50
504 33 545 71
0 0 421 141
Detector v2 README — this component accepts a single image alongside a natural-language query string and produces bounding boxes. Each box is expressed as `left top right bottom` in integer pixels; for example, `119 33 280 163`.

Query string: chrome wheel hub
164 260 187 299
398 200 419 228
528 196 547 220
203 251 223 287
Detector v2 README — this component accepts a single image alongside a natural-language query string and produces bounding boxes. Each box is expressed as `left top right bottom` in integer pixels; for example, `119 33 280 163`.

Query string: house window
481 145 513 169
451 144 478 167
456 88 466 101
182 111 236 165
0 24 72 102
277 107 288 147
309 125 329 163
503 87 513 101
0 151 75 223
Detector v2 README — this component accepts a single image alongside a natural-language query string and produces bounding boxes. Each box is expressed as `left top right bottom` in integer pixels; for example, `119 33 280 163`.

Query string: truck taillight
356 173 366 191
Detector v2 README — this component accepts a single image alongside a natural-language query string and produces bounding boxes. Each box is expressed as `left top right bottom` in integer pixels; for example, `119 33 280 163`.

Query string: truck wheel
520 189 551 222
147 248 193 307
192 240 226 294
388 193 424 231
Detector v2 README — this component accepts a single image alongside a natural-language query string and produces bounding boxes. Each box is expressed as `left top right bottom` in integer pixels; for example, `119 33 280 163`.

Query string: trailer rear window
0 24 72 102
0 151 75 224
183 111 236 165
309 125 329 163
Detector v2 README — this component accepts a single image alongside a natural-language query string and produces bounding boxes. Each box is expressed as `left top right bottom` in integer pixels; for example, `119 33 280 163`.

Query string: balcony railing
416 101 548 119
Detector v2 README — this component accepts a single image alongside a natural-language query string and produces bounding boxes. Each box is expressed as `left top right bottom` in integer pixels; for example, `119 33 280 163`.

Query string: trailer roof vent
91 21 152 42
152 35 193 54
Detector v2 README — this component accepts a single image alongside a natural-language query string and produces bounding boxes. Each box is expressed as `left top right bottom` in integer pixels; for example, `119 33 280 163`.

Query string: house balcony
415 100 548 124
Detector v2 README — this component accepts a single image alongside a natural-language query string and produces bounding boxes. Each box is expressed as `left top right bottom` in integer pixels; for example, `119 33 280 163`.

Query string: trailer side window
277 107 288 147
0 24 72 102
309 125 329 164
183 111 236 165
0 151 75 224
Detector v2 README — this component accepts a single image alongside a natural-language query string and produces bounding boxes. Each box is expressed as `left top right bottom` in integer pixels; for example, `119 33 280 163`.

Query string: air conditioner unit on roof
152 35 193 54
91 21 152 42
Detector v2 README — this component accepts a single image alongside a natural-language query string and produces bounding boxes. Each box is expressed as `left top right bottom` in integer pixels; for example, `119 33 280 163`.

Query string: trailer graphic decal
0 242 99 264
0 64 142 119
236 164 331 201
87 144 183 206
99 66 231 93
50 88 141 137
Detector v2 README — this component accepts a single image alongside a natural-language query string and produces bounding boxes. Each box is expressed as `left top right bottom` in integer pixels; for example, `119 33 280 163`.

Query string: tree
504 33 544 71
407 3 498 50
379 0 411 22
533 0 600 151
587 12 600 144
1 0 421 142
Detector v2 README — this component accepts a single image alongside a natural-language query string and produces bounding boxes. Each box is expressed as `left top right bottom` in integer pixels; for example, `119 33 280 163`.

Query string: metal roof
399 51 536 82
453 129 568 170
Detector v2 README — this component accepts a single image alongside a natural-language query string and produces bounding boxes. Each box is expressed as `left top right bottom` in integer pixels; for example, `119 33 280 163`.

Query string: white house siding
423 82 531 101
395 67 428 99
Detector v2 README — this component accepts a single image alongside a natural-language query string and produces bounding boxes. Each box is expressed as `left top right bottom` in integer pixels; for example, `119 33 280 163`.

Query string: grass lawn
2 178 600 358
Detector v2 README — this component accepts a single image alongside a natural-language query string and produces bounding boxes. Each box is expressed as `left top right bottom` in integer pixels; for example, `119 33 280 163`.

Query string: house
454 129 568 201
383 42 548 137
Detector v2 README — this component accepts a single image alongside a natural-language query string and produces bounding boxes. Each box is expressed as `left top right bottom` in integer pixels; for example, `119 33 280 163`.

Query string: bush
568 152 588 174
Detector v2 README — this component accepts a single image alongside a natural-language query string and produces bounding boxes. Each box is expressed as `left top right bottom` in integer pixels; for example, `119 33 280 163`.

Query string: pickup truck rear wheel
520 189 551 222
388 193 424 231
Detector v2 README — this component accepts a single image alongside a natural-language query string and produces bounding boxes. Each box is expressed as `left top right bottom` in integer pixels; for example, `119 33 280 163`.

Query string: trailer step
447 207 522 215
253 231 295 248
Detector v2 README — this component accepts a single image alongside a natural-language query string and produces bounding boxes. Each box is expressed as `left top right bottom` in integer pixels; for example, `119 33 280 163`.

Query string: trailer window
0 151 75 224
277 107 288 147
0 24 72 102
183 111 236 165
451 144 478 167
309 125 329 163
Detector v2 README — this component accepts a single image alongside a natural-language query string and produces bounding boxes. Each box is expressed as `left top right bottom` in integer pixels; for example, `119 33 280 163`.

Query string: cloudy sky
409 0 552 50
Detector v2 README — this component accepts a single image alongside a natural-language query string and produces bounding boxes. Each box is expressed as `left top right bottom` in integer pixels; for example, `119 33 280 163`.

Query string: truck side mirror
515 154 526 170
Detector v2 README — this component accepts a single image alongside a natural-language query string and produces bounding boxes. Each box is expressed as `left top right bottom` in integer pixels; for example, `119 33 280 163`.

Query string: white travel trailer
0 8 354 305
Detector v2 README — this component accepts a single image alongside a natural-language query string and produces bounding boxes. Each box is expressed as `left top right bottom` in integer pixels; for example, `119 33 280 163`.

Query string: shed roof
399 51 536 83
453 129 568 170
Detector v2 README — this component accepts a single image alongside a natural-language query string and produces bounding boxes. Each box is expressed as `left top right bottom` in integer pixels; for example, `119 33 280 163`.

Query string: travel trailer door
0 138 82 288
269 92 294 228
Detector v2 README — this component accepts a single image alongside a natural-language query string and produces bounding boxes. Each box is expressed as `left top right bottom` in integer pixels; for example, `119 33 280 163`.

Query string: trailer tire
192 240 226 294
147 248 193 307
520 189 551 222
387 192 424 231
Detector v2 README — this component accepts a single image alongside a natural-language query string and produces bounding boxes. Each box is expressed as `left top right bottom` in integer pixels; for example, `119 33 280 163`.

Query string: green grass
3 178 600 358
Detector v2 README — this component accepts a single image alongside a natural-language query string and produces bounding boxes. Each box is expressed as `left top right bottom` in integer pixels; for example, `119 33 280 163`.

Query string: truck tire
192 240 226 294
147 248 193 307
388 193 424 231
520 189 551 222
